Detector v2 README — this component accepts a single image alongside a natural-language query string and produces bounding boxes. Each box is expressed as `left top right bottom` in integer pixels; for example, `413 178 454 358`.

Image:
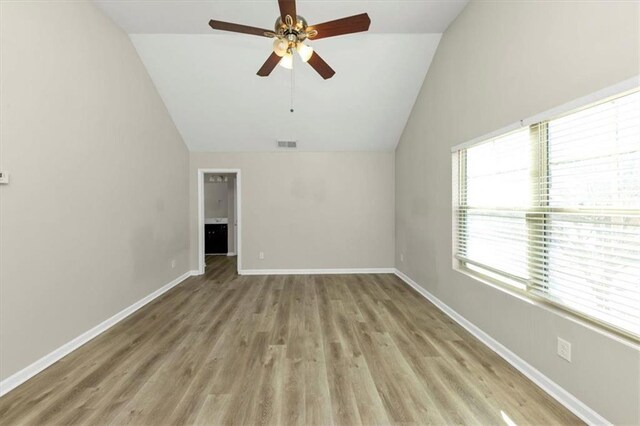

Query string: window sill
453 264 640 349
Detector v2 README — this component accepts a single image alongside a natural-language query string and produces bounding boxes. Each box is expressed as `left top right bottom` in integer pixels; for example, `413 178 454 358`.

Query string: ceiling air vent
277 140 297 149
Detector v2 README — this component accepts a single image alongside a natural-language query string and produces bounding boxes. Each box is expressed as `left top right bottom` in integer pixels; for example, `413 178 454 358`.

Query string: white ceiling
95 1 467 152
95 1 467 34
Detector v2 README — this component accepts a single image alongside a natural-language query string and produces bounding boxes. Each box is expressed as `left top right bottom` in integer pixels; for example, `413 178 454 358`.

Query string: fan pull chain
290 64 295 113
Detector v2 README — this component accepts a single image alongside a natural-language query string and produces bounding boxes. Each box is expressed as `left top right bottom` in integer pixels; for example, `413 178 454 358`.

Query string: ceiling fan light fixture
279 52 293 69
273 38 289 57
209 0 371 79
296 42 313 62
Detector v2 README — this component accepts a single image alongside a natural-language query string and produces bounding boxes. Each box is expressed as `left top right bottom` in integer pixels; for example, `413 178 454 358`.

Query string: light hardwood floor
0 256 582 425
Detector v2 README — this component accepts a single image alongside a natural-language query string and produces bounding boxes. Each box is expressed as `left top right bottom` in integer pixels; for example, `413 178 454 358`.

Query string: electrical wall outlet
259 251 264 260
0 171 9 184
557 337 572 362
171 259 176 269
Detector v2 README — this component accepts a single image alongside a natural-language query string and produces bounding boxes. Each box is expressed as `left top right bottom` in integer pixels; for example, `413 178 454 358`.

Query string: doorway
197 168 241 275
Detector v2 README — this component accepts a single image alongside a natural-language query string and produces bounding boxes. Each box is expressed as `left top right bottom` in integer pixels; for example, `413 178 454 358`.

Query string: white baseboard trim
393 269 610 426
239 268 395 276
0 269 198 398
227 252 236 256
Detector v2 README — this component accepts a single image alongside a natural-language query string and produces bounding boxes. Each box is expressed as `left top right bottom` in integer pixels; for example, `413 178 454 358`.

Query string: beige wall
395 1 639 424
204 180 228 218
190 152 395 271
0 1 190 381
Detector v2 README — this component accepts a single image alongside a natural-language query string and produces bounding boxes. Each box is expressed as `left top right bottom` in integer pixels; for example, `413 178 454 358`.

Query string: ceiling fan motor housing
275 15 308 40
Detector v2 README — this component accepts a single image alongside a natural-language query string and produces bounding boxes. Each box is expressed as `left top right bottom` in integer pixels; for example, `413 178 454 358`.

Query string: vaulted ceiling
95 1 468 151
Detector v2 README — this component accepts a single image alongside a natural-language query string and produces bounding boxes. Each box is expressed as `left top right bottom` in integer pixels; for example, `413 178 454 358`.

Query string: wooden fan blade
307 13 371 40
209 20 272 37
257 52 282 77
307 51 335 80
278 0 297 24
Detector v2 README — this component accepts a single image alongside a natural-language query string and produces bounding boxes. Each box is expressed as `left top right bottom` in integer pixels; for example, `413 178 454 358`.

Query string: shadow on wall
290 176 327 203
129 197 189 282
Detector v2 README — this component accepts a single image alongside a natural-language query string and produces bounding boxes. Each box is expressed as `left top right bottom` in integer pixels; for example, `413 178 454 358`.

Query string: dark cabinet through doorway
205 224 228 254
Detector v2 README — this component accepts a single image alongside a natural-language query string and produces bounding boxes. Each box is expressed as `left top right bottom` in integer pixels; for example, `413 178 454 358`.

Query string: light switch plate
557 337 572 362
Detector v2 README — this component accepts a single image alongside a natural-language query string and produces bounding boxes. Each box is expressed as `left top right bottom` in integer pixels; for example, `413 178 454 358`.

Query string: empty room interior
1 0 639 425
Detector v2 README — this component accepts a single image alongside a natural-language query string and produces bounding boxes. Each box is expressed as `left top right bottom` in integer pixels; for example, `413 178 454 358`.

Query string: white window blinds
453 90 640 339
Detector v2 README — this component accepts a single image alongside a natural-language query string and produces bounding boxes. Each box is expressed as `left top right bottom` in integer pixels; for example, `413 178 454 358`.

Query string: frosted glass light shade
279 52 293 69
273 39 288 57
296 43 313 62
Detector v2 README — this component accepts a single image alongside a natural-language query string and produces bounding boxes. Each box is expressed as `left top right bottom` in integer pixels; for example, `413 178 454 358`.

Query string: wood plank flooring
0 256 582 425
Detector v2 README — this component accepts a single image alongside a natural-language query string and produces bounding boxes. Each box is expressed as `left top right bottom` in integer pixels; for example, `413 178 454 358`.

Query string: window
453 89 640 339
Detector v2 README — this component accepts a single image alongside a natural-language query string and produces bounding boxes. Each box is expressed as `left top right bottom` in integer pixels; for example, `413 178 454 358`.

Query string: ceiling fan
209 0 371 79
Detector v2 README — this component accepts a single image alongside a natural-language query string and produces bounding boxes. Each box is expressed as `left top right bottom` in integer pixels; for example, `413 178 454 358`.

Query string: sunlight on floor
501 410 518 426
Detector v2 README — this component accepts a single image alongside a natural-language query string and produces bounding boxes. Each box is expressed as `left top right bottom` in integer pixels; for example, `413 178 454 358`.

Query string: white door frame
197 168 242 275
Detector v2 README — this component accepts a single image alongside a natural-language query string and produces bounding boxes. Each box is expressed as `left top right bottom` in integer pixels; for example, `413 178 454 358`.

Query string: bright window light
453 90 640 339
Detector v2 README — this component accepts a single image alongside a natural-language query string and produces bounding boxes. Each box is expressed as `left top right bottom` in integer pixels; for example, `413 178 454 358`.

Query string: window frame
452 83 640 343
